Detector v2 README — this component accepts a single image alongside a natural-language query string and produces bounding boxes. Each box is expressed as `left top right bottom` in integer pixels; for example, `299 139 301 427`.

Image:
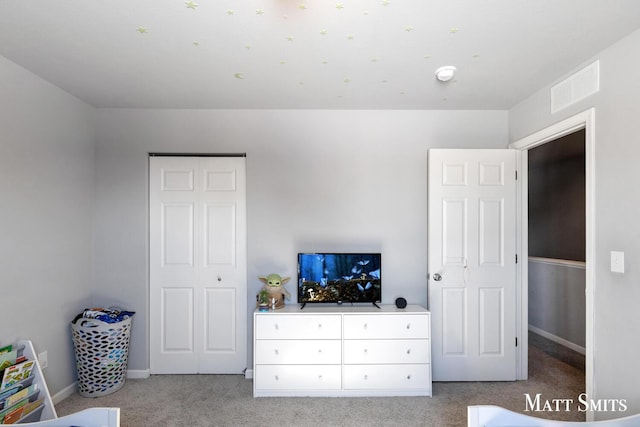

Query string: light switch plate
611 251 625 274
38 351 48 369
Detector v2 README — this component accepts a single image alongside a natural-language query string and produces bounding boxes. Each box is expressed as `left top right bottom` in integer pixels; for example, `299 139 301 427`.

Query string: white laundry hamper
71 316 133 397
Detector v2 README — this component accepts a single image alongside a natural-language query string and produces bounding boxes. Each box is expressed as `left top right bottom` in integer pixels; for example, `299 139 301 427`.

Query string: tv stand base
299 302 381 309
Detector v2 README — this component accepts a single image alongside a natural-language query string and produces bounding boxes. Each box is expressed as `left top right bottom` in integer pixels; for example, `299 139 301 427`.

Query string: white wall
0 56 96 394
93 109 508 370
3 25 638 408
528 258 586 349
510 28 640 419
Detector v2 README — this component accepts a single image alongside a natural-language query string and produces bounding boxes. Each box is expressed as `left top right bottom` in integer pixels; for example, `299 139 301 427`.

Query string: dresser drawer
255 314 341 340
256 339 341 365
255 365 341 390
343 314 429 339
343 364 431 390
343 339 430 364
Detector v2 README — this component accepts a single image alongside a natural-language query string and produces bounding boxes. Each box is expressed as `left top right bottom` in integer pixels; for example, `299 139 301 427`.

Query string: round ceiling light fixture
435 65 457 82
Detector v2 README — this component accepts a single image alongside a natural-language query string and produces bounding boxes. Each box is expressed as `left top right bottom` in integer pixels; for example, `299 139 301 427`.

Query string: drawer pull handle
318 323 322 328
274 349 279 355
274 324 279 330
318 375 323 381
364 374 368 380
406 349 411 354
275 375 279 381
407 374 412 380
364 349 368 354
364 323 368 329
406 323 411 330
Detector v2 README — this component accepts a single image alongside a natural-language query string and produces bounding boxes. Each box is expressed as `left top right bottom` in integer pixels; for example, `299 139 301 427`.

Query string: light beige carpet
56 340 585 426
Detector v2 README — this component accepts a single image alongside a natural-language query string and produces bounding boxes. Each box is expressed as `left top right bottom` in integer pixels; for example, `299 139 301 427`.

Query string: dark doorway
527 129 586 372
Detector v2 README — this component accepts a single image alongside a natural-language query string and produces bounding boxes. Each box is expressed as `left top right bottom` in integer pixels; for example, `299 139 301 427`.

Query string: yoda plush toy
258 273 291 310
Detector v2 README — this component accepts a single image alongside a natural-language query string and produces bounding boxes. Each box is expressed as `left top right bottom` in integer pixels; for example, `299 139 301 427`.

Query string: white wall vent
551 60 599 113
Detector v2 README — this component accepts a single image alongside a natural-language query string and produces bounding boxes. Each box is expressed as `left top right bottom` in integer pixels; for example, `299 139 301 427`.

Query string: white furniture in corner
3 341 120 427
9 340 57 423
12 408 120 427
253 305 431 397
467 406 640 427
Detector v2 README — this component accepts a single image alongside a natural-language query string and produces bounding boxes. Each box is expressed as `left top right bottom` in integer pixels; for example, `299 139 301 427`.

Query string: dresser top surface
254 304 428 315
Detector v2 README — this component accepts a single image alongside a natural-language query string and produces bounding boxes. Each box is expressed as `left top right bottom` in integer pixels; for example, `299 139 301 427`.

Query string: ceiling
1 0 640 110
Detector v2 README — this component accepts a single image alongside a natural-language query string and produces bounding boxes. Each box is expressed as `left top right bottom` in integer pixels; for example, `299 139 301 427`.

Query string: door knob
433 273 442 281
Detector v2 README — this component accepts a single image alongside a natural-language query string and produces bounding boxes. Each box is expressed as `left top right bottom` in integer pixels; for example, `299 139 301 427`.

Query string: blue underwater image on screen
297 253 381 304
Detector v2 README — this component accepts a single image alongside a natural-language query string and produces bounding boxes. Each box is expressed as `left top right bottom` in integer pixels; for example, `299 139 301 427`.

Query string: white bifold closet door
428 149 517 381
149 156 247 374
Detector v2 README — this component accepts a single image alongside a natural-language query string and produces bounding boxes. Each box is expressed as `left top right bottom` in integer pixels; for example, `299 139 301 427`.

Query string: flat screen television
297 253 381 308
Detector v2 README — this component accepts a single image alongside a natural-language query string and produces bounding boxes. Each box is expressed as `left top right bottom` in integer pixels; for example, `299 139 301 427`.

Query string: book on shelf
0 384 22 408
2 404 25 424
2 398 43 424
0 350 18 372
0 359 35 390
3 384 37 409
0 386 40 424
20 397 44 418
0 396 28 424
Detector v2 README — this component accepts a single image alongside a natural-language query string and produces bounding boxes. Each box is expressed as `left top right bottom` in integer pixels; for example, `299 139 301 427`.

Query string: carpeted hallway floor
56 332 585 426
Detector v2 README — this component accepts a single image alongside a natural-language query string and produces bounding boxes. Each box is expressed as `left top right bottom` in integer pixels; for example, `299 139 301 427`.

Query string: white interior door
428 149 517 381
149 156 247 374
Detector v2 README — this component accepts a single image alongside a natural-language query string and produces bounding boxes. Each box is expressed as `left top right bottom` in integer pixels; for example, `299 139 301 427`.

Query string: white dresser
253 305 431 397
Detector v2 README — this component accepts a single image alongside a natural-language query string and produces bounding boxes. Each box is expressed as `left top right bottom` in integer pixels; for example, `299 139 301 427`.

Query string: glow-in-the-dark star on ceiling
227 10 235 16
381 0 390 6
336 3 344 10
136 26 148 34
234 72 244 79
185 1 198 10
405 26 413 32
256 9 264 15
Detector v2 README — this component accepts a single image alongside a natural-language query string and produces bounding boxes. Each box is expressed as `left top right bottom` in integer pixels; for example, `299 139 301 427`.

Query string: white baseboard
51 370 148 404
529 324 586 355
52 382 77 405
244 369 254 379
127 369 150 379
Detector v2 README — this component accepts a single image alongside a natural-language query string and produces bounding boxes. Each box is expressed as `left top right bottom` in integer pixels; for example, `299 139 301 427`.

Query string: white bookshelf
1 340 120 426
